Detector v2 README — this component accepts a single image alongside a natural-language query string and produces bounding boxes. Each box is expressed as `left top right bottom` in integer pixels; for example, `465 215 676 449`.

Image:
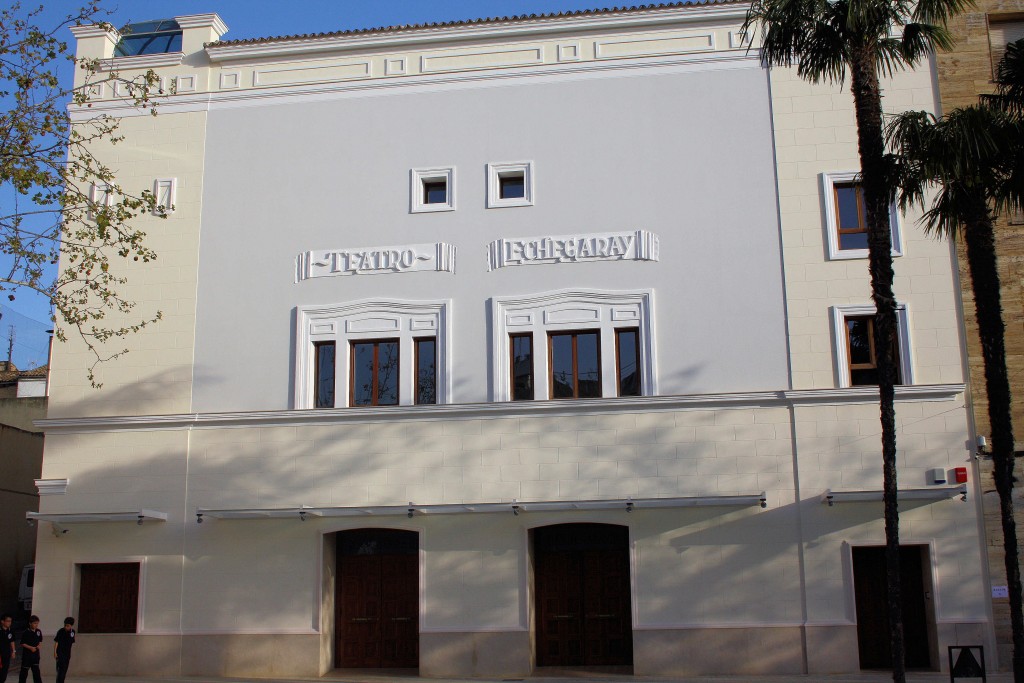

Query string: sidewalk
65 671 1009 683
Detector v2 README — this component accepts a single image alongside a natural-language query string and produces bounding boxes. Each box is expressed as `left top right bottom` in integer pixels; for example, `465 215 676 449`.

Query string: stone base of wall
420 631 531 677
806 624 860 673
633 626 804 676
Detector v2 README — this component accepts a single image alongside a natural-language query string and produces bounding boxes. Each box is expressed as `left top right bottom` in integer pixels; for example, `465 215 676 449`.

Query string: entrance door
534 523 632 667
336 529 418 668
852 545 933 669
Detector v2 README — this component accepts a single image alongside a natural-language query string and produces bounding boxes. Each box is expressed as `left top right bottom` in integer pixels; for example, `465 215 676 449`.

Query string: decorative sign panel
296 242 456 281
487 230 659 271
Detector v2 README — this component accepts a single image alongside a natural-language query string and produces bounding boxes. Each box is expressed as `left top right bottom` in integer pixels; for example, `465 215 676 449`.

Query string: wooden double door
852 545 934 669
336 529 418 668
534 523 633 667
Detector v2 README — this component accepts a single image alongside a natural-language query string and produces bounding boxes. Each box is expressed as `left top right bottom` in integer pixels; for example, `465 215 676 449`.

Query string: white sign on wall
296 242 456 281
487 229 659 271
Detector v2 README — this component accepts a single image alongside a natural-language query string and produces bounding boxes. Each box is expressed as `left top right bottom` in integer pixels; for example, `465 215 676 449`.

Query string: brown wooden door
78 563 139 633
535 524 632 667
336 529 418 668
852 545 932 669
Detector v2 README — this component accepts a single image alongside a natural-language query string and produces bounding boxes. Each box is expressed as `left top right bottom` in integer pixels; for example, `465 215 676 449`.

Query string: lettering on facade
487 230 659 271
296 242 456 281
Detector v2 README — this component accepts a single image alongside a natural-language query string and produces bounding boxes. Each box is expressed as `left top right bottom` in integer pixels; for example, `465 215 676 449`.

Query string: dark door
852 545 932 669
534 524 632 666
78 562 140 633
336 529 418 668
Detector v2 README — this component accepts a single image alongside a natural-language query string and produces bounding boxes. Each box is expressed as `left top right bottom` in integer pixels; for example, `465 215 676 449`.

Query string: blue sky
2 1 619 368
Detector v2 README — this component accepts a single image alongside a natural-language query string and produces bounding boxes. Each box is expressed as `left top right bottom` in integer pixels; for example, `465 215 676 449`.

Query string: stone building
933 0 1024 670
28 3 994 678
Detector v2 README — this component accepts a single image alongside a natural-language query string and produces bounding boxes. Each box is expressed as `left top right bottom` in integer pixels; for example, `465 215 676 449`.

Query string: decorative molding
253 59 371 87
35 479 68 496
204 4 748 63
294 299 452 409
594 32 714 59
100 52 185 71
486 161 534 209
34 384 966 434
174 12 229 37
219 72 240 89
153 178 176 214
69 51 760 120
491 289 657 401
487 230 659 271
410 167 456 213
385 57 407 75
831 303 913 388
821 171 903 260
174 75 196 93
558 43 581 61
295 242 456 281
421 45 544 73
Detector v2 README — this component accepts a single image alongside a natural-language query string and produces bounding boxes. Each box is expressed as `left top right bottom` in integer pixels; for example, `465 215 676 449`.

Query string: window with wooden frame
821 172 902 260
549 331 601 399
313 341 336 408
414 337 437 405
350 339 400 406
78 563 140 633
615 328 641 396
832 305 914 387
510 333 534 401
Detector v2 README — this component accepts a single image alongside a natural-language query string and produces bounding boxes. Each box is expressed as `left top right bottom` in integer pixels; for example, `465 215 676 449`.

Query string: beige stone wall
935 0 1024 669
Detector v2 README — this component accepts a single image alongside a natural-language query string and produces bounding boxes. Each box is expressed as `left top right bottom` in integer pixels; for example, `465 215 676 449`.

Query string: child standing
18 616 41 683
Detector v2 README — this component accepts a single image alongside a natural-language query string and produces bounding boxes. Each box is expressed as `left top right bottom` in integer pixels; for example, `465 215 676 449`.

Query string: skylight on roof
114 19 183 57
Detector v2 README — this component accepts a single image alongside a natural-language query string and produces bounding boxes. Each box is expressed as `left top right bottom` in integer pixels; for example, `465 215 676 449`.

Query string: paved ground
61 671 1007 683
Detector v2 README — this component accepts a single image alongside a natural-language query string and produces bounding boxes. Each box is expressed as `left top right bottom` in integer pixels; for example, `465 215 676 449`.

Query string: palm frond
983 39 1024 115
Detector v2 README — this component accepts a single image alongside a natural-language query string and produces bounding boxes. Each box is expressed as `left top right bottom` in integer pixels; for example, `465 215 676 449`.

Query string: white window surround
410 167 455 213
294 299 451 409
821 171 903 261
153 178 176 214
491 288 657 402
487 161 534 208
831 303 913 388
70 556 148 632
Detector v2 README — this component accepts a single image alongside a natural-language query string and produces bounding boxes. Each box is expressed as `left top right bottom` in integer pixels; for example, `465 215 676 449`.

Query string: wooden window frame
414 337 437 405
843 314 903 386
509 333 534 401
547 330 602 399
313 341 336 409
615 328 642 397
349 338 401 407
833 182 868 251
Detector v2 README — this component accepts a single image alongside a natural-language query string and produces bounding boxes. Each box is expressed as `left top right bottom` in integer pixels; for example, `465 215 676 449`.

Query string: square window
821 172 902 260
832 305 912 388
487 162 534 208
411 167 455 213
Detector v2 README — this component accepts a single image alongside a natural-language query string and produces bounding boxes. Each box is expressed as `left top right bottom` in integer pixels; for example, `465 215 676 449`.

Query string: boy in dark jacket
18 616 41 683
53 618 75 683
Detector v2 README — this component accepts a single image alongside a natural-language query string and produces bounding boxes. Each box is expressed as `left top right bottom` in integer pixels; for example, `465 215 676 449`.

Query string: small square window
411 167 455 213
487 162 534 208
821 172 902 260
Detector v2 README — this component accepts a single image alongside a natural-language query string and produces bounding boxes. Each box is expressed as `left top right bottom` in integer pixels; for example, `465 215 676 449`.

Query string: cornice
205 4 749 63
35 384 964 434
68 49 757 122
100 52 185 71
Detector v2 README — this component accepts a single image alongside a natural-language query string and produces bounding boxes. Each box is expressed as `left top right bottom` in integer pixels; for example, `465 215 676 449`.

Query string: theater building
30 3 993 678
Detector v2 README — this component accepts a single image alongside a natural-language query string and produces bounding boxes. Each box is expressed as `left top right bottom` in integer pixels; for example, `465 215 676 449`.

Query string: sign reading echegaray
296 242 457 282
487 230 659 271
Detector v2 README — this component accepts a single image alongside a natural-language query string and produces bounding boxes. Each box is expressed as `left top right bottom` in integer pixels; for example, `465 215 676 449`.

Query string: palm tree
887 40 1024 681
741 1 969 680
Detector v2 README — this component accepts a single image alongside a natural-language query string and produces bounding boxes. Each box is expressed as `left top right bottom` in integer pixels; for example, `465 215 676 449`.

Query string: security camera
51 523 69 537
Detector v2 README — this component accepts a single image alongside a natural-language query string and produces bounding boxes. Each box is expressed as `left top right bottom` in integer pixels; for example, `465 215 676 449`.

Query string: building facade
32 3 991 678
933 0 1024 669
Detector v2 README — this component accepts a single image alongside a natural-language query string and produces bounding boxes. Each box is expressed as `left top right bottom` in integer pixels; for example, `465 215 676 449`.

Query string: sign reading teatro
296 242 456 282
487 230 659 271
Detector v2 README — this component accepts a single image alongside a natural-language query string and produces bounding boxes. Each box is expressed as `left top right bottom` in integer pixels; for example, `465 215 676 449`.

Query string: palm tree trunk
849 46 906 683
962 203 1024 683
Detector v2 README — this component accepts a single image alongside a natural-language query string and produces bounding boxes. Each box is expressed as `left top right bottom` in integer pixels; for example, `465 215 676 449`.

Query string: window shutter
989 18 1024 74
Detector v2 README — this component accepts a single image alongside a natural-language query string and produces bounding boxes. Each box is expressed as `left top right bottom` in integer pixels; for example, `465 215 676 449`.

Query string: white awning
821 486 967 506
26 509 168 524
195 493 767 522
